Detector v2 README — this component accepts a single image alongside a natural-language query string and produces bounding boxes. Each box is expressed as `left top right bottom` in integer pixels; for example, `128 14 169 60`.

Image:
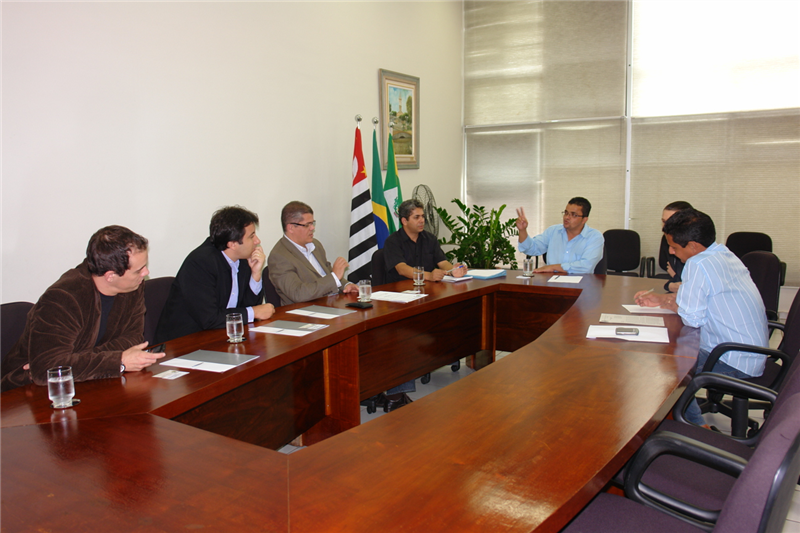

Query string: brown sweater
1 260 145 392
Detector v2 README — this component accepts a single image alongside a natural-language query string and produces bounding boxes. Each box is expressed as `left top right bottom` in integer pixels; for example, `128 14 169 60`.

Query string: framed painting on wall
379 69 420 170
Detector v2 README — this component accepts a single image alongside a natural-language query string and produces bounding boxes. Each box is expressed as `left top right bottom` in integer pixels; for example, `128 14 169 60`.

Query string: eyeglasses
561 211 586 219
291 221 316 228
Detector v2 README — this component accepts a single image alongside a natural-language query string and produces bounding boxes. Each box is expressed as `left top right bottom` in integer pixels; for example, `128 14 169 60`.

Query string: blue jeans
684 349 752 425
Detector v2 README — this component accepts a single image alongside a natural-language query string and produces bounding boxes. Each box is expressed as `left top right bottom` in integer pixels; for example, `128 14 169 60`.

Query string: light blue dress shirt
677 242 768 376
517 224 604 274
222 252 263 323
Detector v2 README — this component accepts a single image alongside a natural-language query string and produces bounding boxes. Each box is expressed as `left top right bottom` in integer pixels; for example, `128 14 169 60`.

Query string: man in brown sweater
1 226 164 392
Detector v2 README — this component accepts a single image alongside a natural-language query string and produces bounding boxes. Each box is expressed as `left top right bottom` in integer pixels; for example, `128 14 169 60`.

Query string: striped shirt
677 242 768 376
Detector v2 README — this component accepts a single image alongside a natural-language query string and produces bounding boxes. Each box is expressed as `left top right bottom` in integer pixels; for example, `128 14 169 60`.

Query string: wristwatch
120 363 126 373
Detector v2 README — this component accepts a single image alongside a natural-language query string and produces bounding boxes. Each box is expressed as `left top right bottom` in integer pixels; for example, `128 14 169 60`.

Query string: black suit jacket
154 238 264 343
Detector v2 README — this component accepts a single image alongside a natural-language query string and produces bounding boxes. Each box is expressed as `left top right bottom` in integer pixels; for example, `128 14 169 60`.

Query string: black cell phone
346 301 373 309
615 327 639 336
147 342 166 353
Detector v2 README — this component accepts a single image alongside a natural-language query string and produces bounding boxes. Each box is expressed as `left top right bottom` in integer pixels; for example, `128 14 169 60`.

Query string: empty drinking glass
522 258 535 277
358 280 372 302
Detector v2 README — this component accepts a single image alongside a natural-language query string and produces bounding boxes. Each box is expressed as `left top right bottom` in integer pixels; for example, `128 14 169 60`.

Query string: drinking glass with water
48 366 75 409
226 312 244 343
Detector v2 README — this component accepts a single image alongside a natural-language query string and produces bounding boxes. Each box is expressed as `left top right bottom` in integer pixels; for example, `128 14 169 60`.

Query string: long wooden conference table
1 273 699 532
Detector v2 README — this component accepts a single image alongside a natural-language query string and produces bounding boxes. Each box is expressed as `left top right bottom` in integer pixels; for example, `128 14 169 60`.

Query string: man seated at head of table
1 226 165 392
515 197 604 274
383 199 467 284
154 206 275 343
634 208 768 426
267 201 358 307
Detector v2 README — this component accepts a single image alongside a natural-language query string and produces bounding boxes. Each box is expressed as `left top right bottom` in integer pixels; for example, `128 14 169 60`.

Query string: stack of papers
466 269 506 280
286 305 356 319
370 291 428 303
162 350 257 373
250 320 328 336
586 325 670 344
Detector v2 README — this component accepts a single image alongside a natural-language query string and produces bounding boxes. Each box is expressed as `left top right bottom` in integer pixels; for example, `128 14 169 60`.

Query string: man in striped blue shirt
635 208 768 425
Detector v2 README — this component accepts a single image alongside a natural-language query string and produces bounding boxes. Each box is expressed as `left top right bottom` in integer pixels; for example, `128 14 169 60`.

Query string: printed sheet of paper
442 275 473 283
250 320 329 336
547 275 583 284
599 313 665 327
370 291 428 303
286 305 356 319
622 304 677 315
161 350 257 373
586 325 670 344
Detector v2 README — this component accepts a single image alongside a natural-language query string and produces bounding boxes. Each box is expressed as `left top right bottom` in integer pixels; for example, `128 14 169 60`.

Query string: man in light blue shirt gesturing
516 197 604 275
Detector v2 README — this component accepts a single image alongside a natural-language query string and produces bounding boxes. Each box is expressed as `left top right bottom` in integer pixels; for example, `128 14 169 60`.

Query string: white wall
1 1 464 302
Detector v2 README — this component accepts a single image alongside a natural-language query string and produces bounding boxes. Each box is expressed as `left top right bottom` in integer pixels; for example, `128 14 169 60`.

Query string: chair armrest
672 372 777 445
624 430 748 529
646 256 655 278
701 342 792 390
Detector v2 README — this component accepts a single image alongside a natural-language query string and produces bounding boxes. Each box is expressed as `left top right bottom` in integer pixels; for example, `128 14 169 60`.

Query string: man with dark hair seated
515 196 604 274
267 201 358 307
155 205 275 343
635 208 768 426
659 200 693 293
1 226 165 392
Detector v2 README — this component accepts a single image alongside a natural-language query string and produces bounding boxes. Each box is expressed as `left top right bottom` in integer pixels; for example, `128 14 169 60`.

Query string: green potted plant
435 199 519 269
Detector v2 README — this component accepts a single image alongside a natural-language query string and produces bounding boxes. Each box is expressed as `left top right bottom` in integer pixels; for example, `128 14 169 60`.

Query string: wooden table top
1 273 698 532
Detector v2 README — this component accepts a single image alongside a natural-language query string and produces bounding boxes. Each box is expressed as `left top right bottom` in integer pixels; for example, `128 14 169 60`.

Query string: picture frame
379 69 420 170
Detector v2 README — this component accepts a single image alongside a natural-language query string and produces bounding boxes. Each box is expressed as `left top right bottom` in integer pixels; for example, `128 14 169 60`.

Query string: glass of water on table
48 366 75 409
226 312 245 343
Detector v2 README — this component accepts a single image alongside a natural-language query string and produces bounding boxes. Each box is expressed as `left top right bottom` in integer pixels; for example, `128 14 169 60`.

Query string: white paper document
153 369 189 380
547 275 583 284
161 350 258 373
370 291 428 303
250 320 329 336
586 325 670 344
622 304 677 315
599 313 665 327
286 305 356 319
442 275 473 283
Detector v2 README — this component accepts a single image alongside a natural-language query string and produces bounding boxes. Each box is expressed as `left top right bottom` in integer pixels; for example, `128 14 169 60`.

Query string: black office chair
261 266 281 308
1 301 34 365
698 290 800 437
726 231 772 258
594 246 607 275
371 249 386 286
741 251 781 321
603 229 645 276
563 394 800 533
143 277 175 345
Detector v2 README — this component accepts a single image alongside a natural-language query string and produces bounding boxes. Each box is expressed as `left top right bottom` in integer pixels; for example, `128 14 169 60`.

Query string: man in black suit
155 206 276 343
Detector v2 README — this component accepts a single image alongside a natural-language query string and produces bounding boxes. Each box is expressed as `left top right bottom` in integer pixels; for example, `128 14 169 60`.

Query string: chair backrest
714 393 800 533
657 234 670 272
603 229 641 275
143 277 175 344
372 249 386 286
1 301 34 363
593 246 607 275
726 232 772 259
741 251 781 318
261 266 281 308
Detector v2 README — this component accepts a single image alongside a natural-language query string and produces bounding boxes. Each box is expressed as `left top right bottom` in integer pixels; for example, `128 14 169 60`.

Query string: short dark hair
280 201 313 232
398 199 423 224
662 208 715 248
86 226 148 276
663 201 693 212
209 206 259 251
568 197 591 218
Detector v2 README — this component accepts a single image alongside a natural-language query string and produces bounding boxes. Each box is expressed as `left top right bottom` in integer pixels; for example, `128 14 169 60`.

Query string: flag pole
355 114 362 129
